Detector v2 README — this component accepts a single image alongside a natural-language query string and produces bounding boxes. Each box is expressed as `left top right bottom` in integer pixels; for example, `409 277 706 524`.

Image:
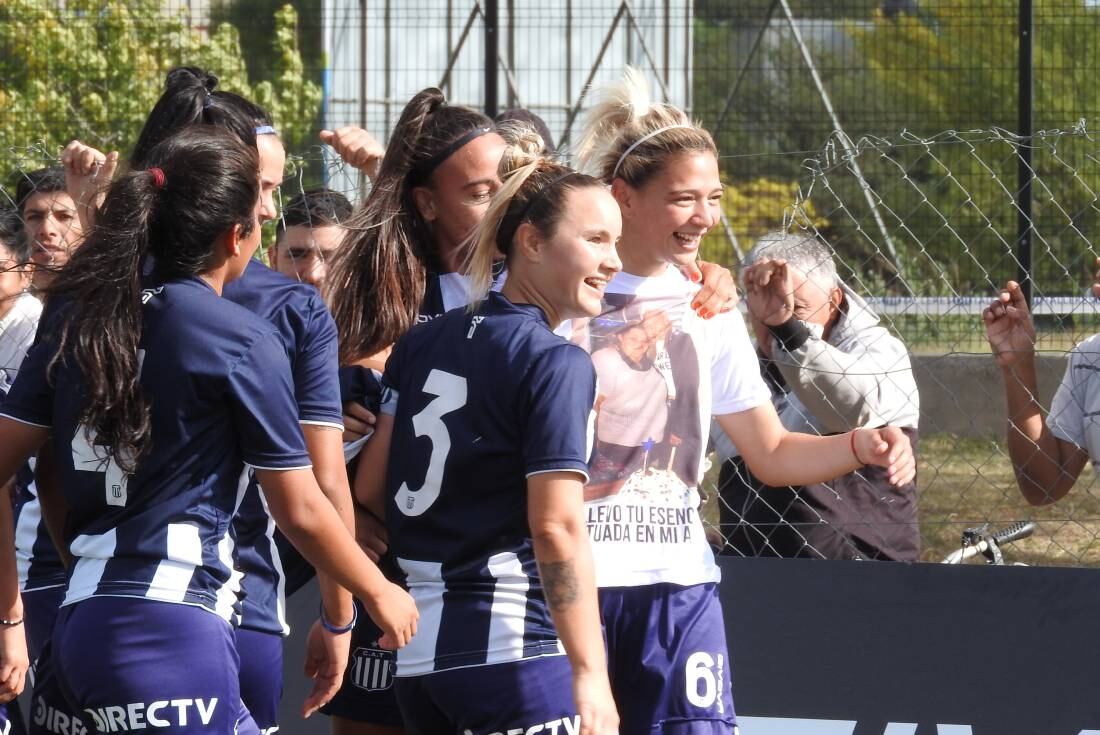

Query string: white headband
611 124 694 179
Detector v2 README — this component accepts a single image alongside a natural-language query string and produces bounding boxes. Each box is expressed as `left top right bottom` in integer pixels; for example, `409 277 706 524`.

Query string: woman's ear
610 178 633 212
224 223 243 258
513 221 543 264
411 186 437 223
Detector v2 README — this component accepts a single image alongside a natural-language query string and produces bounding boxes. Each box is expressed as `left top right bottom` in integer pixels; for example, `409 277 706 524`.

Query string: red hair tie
148 167 166 189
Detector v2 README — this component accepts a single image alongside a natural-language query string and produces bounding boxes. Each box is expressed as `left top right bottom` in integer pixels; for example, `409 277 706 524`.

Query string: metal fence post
484 0 499 118
1017 0 1034 305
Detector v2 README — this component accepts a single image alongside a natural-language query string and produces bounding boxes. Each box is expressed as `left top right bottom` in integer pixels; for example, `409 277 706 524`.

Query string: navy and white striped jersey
2 382 65 592
0 298 67 593
418 271 475 323
0 276 311 620
12 457 66 591
223 260 343 636
381 291 596 676
418 262 509 323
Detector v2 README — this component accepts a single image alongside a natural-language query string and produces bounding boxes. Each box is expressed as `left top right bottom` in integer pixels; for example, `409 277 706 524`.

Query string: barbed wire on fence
5 124 1100 567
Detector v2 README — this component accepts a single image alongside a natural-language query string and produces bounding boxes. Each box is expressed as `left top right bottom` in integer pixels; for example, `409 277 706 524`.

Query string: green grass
700 433 1100 566
917 434 1100 565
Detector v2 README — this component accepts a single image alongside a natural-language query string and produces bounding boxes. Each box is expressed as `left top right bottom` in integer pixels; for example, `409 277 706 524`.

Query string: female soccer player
60 66 364 727
575 69 916 734
0 127 416 734
324 87 733 735
351 139 621 735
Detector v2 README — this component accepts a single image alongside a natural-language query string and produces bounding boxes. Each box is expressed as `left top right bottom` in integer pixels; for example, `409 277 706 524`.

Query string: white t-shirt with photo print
573 265 771 588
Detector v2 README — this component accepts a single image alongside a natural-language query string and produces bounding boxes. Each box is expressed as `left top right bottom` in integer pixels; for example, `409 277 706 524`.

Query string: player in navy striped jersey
0 127 416 734
575 70 917 734
352 141 621 735
60 67 369 729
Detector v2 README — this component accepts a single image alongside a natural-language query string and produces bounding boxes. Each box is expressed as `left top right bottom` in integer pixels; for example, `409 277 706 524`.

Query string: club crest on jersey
140 287 164 304
350 645 395 692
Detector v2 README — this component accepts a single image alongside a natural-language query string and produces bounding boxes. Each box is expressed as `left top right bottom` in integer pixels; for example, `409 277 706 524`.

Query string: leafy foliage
0 1 321 182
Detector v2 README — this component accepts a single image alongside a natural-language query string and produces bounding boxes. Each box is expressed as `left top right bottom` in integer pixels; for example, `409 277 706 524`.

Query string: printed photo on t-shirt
575 292 702 504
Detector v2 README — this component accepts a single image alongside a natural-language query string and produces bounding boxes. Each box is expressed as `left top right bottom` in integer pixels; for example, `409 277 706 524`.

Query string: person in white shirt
984 271 1100 505
0 208 40 391
574 68 917 734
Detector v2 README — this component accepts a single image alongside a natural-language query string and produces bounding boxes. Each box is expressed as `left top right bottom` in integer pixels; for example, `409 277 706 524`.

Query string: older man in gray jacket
713 232 921 561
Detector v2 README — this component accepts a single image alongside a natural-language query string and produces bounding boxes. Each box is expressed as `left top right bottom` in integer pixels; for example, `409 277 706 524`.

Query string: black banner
719 557 1100 735
278 559 1100 734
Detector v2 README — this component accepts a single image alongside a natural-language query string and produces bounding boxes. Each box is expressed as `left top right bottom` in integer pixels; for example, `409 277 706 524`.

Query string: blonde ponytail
576 66 716 187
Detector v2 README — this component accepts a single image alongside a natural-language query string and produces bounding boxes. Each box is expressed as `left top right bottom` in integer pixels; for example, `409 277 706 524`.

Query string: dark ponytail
48 126 260 471
131 67 273 168
326 87 494 364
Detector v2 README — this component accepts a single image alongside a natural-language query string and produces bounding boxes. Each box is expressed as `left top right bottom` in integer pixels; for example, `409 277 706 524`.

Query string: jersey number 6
395 369 467 517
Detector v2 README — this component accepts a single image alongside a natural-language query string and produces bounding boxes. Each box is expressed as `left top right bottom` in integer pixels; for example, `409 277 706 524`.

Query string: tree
0 1 321 184
693 0 1100 295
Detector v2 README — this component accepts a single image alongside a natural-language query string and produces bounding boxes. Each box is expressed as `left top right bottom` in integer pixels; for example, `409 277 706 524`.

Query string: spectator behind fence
270 188 353 288
15 167 86 291
0 207 38 391
714 232 922 561
983 269 1100 507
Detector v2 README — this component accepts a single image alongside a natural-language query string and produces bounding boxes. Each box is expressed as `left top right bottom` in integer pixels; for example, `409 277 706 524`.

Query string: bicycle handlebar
941 521 1036 564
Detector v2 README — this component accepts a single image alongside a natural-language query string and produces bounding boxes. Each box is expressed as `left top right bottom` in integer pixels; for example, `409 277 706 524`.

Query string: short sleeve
708 310 773 416
1048 343 1092 450
521 344 596 480
292 301 343 429
228 330 311 470
0 319 59 429
379 339 407 418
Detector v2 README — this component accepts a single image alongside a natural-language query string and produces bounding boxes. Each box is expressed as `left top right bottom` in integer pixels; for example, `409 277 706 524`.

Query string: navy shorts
394 655 576 735
0 702 26 735
23 586 64 665
235 628 282 734
25 587 72 735
600 582 736 734
51 597 259 734
320 606 402 727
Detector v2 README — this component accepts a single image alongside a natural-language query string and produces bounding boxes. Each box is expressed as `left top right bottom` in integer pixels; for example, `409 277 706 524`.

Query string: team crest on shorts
350 646 395 691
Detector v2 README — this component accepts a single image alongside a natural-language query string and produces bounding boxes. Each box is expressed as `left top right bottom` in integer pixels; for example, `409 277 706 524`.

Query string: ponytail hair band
148 167 166 190
255 125 278 136
611 124 694 179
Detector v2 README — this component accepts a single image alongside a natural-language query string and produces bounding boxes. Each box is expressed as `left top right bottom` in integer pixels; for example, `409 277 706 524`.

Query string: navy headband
410 125 493 184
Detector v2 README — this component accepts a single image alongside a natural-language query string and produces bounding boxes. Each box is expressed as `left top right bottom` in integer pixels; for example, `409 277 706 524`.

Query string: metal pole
359 0 368 130
484 0 499 117
506 0 516 109
1017 0 1034 306
778 0 904 281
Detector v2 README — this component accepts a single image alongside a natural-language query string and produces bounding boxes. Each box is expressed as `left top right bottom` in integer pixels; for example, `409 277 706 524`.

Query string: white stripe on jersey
394 557 444 676
65 528 118 604
484 551 530 665
216 470 252 621
14 485 40 589
145 523 203 603
257 487 290 635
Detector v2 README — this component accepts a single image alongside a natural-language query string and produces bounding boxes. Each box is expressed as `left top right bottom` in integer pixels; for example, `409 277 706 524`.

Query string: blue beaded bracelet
319 602 357 634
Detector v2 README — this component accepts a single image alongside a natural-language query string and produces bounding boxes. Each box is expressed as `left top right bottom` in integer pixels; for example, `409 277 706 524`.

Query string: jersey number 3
395 369 467 517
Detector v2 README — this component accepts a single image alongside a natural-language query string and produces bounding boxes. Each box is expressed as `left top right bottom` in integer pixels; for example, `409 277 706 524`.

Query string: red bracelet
849 430 864 465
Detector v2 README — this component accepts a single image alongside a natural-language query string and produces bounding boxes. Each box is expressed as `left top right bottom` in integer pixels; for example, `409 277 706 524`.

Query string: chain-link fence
5 1 1100 568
